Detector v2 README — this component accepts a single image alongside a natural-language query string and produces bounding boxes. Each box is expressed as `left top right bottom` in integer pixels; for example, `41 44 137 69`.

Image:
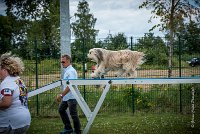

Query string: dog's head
87 48 103 64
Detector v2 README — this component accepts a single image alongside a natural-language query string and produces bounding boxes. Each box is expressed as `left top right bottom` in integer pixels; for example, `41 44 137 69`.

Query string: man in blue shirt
57 54 81 134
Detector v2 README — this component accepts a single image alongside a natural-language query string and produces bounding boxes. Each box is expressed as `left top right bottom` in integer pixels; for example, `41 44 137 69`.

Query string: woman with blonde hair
0 52 31 134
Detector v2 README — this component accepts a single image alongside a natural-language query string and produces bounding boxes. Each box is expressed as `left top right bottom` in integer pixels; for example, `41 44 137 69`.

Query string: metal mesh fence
27 83 200 117
20 36 200 117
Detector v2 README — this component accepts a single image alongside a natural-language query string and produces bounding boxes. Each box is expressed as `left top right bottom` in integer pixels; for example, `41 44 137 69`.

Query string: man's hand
56 94 62 102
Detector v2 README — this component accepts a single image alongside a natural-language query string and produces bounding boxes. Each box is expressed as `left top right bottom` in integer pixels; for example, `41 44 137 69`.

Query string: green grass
27 113 200 134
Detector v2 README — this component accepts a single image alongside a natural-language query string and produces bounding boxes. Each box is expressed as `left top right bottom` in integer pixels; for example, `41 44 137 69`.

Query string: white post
60 0 71 77
60 0 71 57
60 0 72 122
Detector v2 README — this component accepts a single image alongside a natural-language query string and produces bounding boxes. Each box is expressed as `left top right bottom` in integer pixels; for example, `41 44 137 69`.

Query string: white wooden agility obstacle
28 77 200 134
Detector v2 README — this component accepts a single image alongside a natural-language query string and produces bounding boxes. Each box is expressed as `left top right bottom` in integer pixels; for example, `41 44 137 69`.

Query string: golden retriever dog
87 48 145 78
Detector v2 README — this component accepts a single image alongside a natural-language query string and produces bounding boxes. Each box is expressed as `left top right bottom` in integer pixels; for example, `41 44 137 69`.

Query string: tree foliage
71 0 98 40
71 0 98 62
136 33 168 65
139 0 200 33
0 15 13 53
182 20 200 54
97 33 129 50
139 0 200 77
2 0 60 59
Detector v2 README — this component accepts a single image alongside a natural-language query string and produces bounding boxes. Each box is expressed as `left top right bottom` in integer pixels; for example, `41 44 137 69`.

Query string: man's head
61 54 71 68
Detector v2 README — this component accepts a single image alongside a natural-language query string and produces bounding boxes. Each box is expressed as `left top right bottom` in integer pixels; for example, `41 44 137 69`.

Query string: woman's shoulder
0 76 19 89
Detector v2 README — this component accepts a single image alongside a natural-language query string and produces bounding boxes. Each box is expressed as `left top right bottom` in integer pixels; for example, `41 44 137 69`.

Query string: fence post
178 36 182 113
130 36 133 50
34 36 39 116
82 38 86 100
130 36 135 114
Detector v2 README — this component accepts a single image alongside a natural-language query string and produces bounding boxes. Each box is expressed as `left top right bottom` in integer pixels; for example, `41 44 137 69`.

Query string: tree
182 20 200 54
139 0 200 77
71 0 99 61
4 0 60 59
136 33 168 65
94 33 129 51
0 15 13 54
103 33 129 50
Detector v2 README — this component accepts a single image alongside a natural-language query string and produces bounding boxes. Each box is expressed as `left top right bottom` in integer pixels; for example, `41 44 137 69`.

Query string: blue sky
0 0 6 16
0 0 164 38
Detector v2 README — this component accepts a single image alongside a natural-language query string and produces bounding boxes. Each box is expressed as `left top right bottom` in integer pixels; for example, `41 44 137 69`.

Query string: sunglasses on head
61 61 65 63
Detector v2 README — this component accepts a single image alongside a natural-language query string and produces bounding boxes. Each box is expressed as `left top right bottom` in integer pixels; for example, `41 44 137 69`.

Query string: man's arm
56 86 70 102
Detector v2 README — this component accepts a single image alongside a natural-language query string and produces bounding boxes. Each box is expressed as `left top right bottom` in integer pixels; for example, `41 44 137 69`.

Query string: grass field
27 113 200 134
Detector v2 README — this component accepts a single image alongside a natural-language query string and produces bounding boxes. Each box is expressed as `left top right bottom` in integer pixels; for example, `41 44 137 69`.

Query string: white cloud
70 0 164 38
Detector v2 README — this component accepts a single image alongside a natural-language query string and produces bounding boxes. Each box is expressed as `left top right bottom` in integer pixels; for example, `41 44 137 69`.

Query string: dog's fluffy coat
87 48 145 78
